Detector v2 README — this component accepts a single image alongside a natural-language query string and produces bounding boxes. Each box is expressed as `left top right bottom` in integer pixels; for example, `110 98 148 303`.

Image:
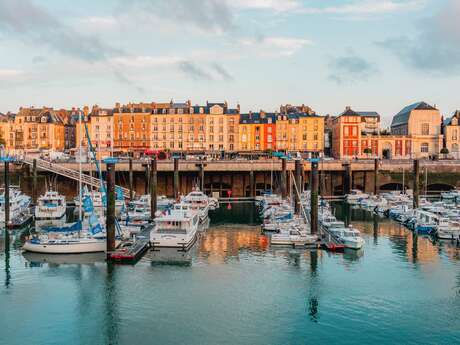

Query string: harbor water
1 202 460 345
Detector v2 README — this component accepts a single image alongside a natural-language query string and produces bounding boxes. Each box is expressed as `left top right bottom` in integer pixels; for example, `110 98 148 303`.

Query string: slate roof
239 113 277 124
337 107 380 118
391 102 437 127
443 110 460 126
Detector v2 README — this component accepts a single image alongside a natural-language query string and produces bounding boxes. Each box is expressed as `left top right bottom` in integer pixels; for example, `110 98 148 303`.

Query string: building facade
331 107 381 158
5 107 66 152
443 110 460 159
390 102 443 158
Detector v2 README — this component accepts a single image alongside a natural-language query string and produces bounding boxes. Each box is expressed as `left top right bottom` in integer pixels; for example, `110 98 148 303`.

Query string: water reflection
308 250 319 323
198 225 269 264
104 263 119 345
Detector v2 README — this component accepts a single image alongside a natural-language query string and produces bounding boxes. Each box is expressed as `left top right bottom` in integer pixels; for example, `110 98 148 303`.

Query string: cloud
328 52 378 84
377 0 460 75
299 0 425 15
0 0 122 63
178 61 214 80
240 36 312 56
232 0 301 12
126 0 234 34
211 63 234 81
0 69 24 79
178 61 234 81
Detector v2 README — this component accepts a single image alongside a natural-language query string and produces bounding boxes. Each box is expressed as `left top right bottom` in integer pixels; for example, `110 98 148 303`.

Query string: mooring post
106 162 116 255
173 157 179 199
200 163 205 192
4 160 10 248
249 170 255 198
144 163 150 195
310 159 319 235
294 159 302 214
129 157 134 201
281 157 287 199
413 159 420 209
374 158 379 195
343 162 351 195
32 158 37 204
150 157 157 220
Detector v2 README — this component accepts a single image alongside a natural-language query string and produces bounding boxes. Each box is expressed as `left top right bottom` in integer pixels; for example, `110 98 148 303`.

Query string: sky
1 0 460 126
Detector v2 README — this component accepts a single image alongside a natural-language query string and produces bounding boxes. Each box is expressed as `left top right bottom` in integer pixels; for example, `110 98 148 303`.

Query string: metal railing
21 156 131 198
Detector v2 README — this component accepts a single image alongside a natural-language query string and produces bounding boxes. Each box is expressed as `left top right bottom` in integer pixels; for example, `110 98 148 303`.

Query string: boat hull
23 240 107 254
150 232 197 249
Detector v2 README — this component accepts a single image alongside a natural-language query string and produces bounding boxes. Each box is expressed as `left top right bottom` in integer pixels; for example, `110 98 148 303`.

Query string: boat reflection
148 247 194 267
22 252 106 265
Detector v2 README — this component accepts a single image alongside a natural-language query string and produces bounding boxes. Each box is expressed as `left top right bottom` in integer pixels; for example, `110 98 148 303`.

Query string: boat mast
78 111 83 222
402 167 405 194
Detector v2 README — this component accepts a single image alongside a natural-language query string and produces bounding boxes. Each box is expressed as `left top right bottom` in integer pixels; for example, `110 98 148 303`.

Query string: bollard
294 159 302 214
374 158 379 195
281 158 287 199
173 157 180 199
310 160 319 235
106 162 116 254
413 159 420 209
150 158 157 220
129 158 134 201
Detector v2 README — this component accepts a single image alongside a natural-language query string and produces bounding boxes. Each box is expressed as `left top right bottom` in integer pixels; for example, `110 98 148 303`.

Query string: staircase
21 157 131 198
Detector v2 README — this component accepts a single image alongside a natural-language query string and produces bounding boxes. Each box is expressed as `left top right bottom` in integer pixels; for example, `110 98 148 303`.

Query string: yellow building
113 102 153 154
9 107 65 152
0 113 14 150
443 110 460 159
276 113 324 153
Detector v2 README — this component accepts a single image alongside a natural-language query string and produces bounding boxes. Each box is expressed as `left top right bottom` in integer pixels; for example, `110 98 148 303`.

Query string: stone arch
379 183 407 191
427 183 454 192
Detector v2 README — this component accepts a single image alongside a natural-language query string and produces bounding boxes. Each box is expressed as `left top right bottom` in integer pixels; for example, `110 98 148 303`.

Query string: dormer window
41 117 47 123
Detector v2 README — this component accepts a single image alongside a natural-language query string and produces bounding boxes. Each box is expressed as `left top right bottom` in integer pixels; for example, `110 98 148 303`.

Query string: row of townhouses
0 101 459 159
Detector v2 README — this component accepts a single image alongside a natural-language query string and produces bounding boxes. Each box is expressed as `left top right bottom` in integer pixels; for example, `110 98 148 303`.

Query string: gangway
21 156 131 198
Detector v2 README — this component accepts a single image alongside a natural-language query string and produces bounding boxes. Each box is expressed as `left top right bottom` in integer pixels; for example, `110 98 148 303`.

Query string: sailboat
23 114 120 254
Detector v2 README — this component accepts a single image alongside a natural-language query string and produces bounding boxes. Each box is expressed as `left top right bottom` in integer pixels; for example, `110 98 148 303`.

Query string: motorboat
181 189 210 223
436 218 460 240
35 190 66 220
346 190 369 205
270 228 317 246
328 227 365 250
150 202 199 249
74 186 125 212
0 188 32 224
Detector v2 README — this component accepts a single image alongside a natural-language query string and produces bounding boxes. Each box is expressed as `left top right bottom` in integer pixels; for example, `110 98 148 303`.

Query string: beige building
7 107 66 152
390 102 443 158
443 110 460 159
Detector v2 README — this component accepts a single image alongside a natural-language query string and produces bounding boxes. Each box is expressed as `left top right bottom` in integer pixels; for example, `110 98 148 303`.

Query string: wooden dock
107 227 151 264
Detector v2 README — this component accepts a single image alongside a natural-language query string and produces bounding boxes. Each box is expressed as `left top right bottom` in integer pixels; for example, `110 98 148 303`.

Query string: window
421 123 429 135
421 143 429 153
452 129 458 141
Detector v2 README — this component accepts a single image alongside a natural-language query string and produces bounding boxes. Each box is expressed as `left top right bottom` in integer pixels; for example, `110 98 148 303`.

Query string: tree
363 147 372 157
440 147 449 154
0 137 6 147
